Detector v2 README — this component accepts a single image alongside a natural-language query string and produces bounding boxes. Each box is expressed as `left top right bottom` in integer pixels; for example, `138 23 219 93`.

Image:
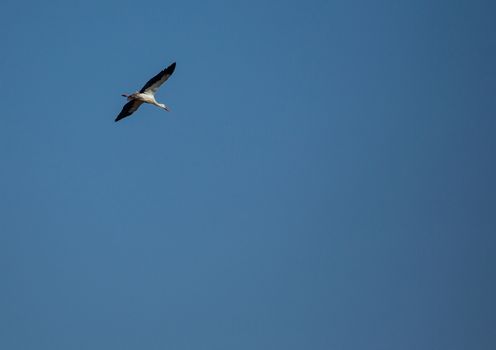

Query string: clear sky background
1 0 495 349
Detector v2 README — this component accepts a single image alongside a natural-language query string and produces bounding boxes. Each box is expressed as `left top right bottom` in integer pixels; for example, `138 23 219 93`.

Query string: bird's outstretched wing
140 62 176 95
115 99 144 122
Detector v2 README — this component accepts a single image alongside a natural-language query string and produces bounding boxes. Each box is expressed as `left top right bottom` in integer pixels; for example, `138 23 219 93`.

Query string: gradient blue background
1 0 495 349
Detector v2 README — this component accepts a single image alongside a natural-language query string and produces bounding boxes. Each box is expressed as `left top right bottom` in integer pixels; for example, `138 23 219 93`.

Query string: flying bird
115 62 176 122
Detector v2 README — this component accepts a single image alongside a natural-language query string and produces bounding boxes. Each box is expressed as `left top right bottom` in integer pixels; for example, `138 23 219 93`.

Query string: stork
115 62 176 122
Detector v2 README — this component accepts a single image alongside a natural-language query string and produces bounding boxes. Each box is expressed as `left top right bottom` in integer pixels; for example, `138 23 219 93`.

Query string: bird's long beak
121 94 128 97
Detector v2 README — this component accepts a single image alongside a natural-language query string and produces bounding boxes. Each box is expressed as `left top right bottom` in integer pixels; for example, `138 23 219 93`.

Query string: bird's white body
126 92 168 110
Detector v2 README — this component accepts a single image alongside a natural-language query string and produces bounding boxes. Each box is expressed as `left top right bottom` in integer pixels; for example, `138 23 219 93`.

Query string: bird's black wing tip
115 114 127 122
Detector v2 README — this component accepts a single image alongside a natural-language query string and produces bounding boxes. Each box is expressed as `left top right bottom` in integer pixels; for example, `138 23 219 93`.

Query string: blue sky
1 0 495 349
